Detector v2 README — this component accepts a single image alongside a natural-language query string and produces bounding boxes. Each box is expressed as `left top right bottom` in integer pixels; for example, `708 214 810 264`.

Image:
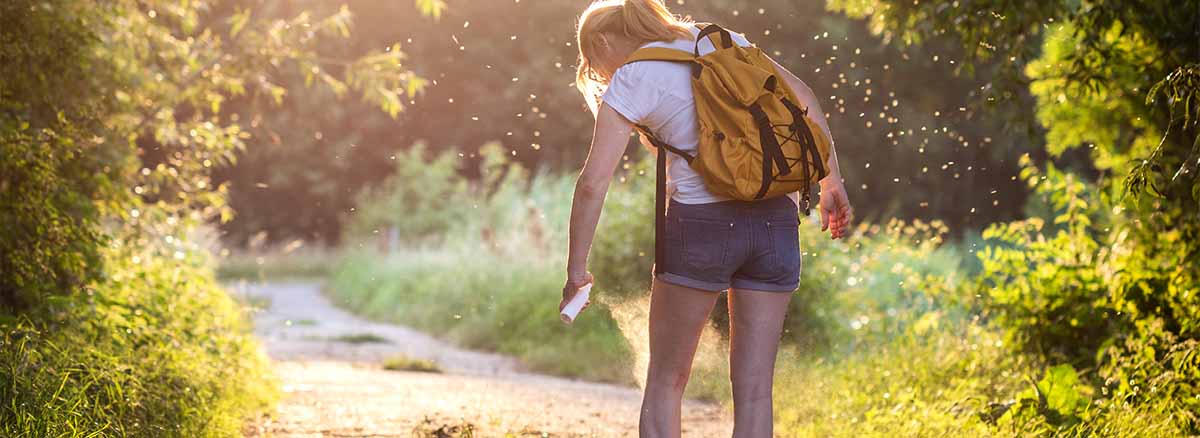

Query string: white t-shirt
602 26 800 206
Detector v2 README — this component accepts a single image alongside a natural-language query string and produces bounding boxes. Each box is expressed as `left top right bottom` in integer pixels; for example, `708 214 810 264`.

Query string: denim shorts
655 195 802 293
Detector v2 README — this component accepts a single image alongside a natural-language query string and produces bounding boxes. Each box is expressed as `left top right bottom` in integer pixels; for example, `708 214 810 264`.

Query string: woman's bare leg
639 278 721 438
727 288 792 438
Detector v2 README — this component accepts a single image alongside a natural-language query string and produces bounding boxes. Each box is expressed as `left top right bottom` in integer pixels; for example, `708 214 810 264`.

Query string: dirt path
231 281 734 437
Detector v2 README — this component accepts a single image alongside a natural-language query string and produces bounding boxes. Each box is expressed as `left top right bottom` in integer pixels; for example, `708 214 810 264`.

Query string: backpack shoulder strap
692 22 728 49
634 124 694 163
693 22 735 55
622 23 732 67
622 47 696 66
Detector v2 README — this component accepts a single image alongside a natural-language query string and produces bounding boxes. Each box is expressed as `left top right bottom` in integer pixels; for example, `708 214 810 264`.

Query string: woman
559 1 853 437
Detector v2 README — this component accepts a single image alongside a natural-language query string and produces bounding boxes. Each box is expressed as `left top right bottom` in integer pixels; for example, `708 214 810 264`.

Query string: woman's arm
769 57 854 239
561 102 634 309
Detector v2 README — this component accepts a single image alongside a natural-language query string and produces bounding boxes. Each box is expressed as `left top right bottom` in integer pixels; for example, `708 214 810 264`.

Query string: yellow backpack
622 23 832 275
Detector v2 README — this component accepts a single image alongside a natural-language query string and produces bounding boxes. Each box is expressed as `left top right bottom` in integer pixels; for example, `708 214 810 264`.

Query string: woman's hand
819 179 853 240
560 271 595 312
768 56 851 239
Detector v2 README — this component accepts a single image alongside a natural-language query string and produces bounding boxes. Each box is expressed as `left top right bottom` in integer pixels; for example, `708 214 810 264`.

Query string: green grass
769 322 1188 438
0 248 277 437
328 152 1196 436
328 332 390 344
216 247 337 281
330 246 636 384
772 322 1028 437
382 355 442 373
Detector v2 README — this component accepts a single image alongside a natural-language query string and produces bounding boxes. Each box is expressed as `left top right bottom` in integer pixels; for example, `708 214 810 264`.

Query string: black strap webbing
694 23 734 57
750 104 790 200
780 97 828 215
636 125 694 163
781 98 827 180
654 144 667 274
635 125 692 275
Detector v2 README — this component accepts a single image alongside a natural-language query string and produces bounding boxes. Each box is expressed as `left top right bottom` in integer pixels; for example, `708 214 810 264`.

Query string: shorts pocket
767 219 801 272
679 217 733 273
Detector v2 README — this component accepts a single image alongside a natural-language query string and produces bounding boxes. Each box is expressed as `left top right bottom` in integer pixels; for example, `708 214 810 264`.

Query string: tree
2 1 439 433
826 0 1199 229
826 0 1200 429
1 0 430 310
217 0 1041 246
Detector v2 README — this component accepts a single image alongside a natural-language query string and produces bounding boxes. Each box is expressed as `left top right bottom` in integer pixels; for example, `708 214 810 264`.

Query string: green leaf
415 0 446 19
268 85 287 106
321 74 348 97
405 75 428 97
1037 364 1088 417
229 8 250 37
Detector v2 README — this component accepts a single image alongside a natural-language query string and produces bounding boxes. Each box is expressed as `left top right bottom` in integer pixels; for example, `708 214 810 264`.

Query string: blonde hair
575 0 693 114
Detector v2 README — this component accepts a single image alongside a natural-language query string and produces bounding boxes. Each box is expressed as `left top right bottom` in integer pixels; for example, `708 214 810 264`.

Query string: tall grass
333 246 636 383
216 245 338 281
328 146 1192 435
0 244 277 437
333 147 636 382
330 147 959 390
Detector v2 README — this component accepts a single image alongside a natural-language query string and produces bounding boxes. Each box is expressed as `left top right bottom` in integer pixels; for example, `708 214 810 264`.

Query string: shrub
591 155 966 351
335 149 629 383
332 146 971 387
0 0 122 311
973 157 1199 432
588 155 657 296
331 247 634 384
975 159 1113 364
3 0 437 435
773 322 1029 437
0 247 276 437
348 142 471 243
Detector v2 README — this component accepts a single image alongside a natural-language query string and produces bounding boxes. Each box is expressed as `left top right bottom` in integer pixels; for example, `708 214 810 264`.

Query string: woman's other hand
819 180 853 240
560 271 595 312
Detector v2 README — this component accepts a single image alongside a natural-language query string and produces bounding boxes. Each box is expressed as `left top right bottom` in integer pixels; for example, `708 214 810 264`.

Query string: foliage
975 157 1200 430
1 0 121 310
1138 62 1200 201
2 0 429 311
215 246 337 281
218 0 1038 246
995 364 1094 431
327 131 1199 435
773 321 1187 437
1097 321 1200 430
330 244 635 384
0 247 276 437
773 322 1029 437
587 155 657 296
826 0 1200 433
975 158 1111 363
589 154 965 351
348 143 471 243
346 142 544 246
331 143 971 387
333 149 630 382
2 0 437 434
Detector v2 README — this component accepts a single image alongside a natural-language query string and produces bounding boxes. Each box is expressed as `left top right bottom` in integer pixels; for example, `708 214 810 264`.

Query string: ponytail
575 0 693 114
